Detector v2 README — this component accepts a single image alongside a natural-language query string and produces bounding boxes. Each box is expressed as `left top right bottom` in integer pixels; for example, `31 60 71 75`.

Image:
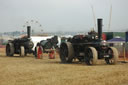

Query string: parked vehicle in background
6 26 34 56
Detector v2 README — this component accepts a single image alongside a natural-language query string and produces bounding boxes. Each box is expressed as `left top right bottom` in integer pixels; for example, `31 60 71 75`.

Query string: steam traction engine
6 26 34 57
59 19 118 65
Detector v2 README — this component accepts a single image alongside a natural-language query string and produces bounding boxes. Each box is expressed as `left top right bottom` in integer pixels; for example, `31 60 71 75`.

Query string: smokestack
97 19 103 41
27 26 31 38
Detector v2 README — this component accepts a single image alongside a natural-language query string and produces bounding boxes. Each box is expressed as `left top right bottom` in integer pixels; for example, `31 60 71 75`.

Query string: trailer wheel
49 49 55 59
105 47 118 64
59 42 74 63
35 46 43 58
85 47 98 65
6 43 14 56
20 46 25 57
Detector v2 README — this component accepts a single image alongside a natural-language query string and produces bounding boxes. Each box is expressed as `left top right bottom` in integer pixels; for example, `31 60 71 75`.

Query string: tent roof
107 38 125 42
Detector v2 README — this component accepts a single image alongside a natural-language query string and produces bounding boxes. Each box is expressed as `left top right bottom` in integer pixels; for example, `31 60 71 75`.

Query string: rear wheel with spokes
59 42 74 63
6 43 14 56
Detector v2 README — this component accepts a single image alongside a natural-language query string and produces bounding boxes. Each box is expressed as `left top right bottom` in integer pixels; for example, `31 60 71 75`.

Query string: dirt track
0 48 128 85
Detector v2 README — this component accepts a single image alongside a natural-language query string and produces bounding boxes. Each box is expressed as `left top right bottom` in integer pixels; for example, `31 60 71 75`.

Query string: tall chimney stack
27 26 31 38
97 19 103 41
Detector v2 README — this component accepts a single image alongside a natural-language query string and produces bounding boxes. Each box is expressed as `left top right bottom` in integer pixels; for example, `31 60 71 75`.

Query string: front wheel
85 47 98 65
105 47 118 64
20 46 25 57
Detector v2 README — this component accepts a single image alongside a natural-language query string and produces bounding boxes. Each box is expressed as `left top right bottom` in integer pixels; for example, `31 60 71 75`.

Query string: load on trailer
6 26 34 56
59 19 119 65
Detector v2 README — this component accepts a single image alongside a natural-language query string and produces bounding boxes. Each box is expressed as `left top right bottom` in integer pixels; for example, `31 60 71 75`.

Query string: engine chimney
27 26 31 38
97 19 103 41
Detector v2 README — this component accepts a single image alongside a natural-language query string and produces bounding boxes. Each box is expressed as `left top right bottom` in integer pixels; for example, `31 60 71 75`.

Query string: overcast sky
0 0 128 32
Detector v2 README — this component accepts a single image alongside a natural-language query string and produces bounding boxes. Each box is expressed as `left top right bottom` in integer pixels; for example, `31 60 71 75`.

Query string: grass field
0 48 128 85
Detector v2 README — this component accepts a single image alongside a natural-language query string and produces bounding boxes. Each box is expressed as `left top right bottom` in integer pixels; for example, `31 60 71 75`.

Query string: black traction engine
59 19 118 65
6 26 34 57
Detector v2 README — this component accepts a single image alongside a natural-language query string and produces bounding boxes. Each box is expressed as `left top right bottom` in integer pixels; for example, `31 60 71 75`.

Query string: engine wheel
59 42 74 63
105 47 118 64
6 43 14 56
20 46 25 57
85 47 98 65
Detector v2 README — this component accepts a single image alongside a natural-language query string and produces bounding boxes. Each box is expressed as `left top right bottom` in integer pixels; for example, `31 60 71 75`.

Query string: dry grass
0 48 128 85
